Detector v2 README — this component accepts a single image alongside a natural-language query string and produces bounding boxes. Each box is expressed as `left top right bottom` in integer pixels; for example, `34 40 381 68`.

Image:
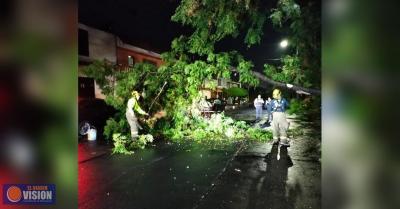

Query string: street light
266 39 290 62
280 39 289 48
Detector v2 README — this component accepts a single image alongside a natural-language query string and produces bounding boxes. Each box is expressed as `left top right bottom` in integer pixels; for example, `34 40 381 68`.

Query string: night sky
78 0 288 73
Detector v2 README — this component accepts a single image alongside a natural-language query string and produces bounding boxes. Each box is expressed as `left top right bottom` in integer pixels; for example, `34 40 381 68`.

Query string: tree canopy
82 0 321 153
171 0 321 93
224 87 248 97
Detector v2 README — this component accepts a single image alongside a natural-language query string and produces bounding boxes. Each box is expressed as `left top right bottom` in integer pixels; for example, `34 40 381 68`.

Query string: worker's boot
272 137 279 145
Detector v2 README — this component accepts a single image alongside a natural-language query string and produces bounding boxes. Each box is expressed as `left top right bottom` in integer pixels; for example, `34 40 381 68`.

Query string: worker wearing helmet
271 89 290 146
126 91 149 140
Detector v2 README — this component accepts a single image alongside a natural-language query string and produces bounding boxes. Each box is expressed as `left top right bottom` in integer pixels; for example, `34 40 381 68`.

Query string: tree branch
251 71 321 95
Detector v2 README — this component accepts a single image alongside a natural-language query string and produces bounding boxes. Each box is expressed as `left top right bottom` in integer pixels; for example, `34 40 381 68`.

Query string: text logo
3 184 56 205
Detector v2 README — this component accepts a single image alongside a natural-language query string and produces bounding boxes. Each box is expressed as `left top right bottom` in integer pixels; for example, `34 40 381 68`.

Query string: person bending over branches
126 91 149 140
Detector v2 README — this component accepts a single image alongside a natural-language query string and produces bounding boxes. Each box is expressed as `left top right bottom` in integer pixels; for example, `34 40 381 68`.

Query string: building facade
78 23 163 100
116 38 163 70
78 23 241 106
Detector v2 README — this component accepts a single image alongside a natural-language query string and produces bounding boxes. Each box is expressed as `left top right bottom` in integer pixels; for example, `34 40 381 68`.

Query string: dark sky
78 0 288 72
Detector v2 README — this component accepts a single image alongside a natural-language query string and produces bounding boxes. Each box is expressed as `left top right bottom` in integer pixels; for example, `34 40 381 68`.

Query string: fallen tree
252 71 321 95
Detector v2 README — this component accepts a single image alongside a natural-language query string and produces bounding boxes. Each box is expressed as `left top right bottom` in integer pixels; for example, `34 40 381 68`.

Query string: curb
79 150 110 164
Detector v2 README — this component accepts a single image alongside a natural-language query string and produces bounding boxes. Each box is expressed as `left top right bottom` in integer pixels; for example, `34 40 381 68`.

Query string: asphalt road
79 108 321 209
79 141 240 209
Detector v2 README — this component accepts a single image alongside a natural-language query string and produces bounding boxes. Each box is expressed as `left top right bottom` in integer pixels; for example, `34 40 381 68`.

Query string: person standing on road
254 95 264 121
265 97 273 123
271 89 290 146
213 95 222 112
126 91 149 140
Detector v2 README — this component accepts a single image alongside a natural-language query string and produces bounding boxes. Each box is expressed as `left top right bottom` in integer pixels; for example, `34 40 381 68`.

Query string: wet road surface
196 141 320 209
79 108 320 209
79 142 240 209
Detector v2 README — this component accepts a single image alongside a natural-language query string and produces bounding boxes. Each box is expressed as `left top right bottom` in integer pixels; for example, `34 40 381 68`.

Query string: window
78 77 94 98
128 56 134 66
78 29 89 56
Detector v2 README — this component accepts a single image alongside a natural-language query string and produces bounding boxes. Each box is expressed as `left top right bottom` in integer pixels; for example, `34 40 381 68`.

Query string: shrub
82 59 259 154
129 134 154 150
224 87 248 97
112 133 132 155
164 113 272 144
287 98 304 115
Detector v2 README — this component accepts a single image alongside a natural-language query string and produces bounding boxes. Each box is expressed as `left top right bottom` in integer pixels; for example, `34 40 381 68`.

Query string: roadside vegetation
83 0 320 154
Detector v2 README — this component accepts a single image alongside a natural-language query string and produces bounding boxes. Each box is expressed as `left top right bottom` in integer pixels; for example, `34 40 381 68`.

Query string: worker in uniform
271 89 290 146
265 97 273 123
126 91 149 140
254 95 264 121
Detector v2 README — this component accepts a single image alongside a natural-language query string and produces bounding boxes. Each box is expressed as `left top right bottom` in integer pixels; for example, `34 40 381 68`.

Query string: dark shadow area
251 144 295 209
197 144 300 209
238 144 298 209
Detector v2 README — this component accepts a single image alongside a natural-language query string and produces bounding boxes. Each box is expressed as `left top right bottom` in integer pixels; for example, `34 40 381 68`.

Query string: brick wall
117 47 163 69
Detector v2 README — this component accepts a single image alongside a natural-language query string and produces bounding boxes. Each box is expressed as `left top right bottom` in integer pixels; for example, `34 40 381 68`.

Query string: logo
3 184 56 205
6 186 22 202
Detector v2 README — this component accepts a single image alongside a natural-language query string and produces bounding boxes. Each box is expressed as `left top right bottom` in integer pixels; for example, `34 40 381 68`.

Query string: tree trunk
251 71 321 95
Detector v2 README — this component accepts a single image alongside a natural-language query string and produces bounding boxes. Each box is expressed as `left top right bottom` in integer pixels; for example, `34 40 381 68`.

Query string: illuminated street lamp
280 39 289 48
266 39 290 62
